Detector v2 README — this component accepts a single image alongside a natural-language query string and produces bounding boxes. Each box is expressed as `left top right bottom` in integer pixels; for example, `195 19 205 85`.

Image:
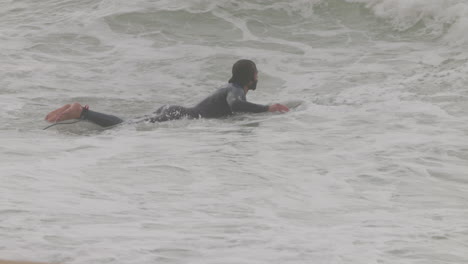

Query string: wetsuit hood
228 59 257 89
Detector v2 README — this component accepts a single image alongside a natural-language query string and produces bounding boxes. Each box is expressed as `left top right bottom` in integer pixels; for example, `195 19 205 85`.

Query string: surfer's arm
226 89 289 113
226 89 269 113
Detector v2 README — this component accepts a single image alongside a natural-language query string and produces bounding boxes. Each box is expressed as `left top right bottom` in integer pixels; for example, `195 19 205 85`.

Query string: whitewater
1 0 467 263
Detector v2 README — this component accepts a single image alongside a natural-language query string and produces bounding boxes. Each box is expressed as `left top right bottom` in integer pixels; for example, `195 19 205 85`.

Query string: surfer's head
229 59 258 90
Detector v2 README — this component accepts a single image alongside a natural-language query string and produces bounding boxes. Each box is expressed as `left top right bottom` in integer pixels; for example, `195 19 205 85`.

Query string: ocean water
1 0 468 263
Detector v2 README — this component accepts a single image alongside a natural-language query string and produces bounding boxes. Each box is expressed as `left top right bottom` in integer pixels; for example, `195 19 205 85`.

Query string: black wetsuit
81 83 269 127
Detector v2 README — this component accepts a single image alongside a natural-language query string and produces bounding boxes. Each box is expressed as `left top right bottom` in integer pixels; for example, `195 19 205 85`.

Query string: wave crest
344 0 468 45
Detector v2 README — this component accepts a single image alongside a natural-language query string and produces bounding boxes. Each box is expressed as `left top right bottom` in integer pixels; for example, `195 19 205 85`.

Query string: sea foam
344 0 468 45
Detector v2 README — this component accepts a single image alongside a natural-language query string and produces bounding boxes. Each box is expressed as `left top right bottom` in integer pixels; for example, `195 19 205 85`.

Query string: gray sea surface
1 0 468 263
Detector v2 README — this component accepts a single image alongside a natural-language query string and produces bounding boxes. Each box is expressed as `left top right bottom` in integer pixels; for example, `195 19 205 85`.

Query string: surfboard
281 100 304 109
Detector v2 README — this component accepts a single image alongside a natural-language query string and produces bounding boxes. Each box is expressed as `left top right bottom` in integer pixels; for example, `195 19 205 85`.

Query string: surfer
45 59 289 128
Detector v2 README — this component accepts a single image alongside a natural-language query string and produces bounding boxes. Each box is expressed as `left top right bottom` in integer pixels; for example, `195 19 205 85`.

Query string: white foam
344 0 468 45
1 1 468 263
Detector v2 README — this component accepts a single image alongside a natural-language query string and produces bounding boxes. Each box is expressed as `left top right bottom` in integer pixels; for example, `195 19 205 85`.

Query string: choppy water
1 0 468 263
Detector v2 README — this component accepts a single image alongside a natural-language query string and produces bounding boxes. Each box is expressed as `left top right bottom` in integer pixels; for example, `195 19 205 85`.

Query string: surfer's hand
45 103 83 122
268 103 289 113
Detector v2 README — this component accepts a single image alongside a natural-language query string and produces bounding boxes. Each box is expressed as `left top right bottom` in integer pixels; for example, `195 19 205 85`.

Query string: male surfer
45 59 289 127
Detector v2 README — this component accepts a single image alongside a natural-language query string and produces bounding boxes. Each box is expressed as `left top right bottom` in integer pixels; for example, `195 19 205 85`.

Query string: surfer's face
248 72 258 91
